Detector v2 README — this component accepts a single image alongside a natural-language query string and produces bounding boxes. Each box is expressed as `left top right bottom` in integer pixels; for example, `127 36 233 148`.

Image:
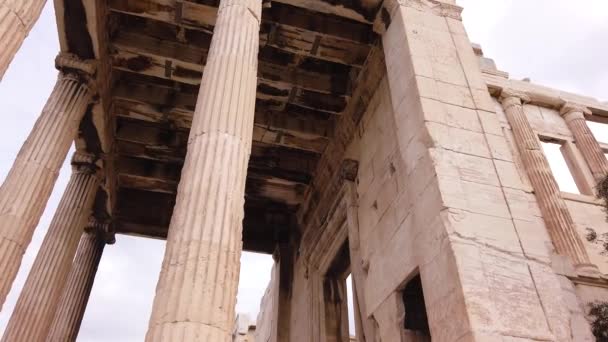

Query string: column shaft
500 92 592 268
0 0 46 80
145 0 261 340
1 153 100 342
47 226 106 342
560 103 608 183
0 70 91 310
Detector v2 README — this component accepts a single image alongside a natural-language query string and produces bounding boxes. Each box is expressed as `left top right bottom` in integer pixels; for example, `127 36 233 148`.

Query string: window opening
402 274 430 337
540 141 581 194
587 121 608 145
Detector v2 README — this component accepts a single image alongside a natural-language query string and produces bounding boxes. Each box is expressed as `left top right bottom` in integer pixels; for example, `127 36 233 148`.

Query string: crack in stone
450 229 551 266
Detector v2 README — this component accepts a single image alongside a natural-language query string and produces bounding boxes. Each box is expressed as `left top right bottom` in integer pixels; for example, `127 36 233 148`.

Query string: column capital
84 217 116 245
55 53 97 77
55 53 99 96
560 102 592 121
499 88 531 110
71 152 100 176
218 0 262 23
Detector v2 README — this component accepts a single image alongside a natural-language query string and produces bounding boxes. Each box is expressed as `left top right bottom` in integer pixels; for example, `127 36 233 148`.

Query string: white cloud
458 0 608 100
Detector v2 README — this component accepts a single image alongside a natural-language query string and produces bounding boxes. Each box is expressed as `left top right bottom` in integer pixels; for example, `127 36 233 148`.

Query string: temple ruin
0 0 607 341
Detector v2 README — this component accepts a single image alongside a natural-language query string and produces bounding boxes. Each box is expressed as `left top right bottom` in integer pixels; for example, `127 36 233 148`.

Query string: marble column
145 0 261 340
46 220 108 342
0 54 95 310
500 90 594 271
560 103 608 183
1 153 101 342
0 0 47 80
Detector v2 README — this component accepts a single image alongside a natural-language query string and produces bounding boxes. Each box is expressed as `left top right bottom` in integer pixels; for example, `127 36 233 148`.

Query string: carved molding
340 159 359 182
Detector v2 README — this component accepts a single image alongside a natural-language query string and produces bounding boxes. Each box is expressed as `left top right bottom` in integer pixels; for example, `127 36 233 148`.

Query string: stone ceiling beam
110 30 351 95
106 0 375 43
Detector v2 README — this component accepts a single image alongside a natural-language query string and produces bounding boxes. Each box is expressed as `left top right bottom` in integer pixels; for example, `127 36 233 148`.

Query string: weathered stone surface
47 224 107 342
561 103 608 182
499 91 593 270
0 69 92 310
1 153 100 342
0 0 46 80
145 0 261 340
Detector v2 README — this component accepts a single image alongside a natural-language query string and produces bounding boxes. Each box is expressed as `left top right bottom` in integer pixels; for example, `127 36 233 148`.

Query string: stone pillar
1 153 101 342
560 102 608 183
0 0 46 80
145 0 261 340
499 90 594 271
0 54 95 310
46 220 109 342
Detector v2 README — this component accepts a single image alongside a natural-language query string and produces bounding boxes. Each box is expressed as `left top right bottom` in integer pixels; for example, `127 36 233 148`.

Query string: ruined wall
278 2 607 341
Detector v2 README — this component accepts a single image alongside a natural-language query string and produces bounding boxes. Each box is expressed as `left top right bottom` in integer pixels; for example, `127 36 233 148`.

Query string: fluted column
145 0 261 340
46 220 109 342
0 0 47 80
1 153 101 342
0 54 95 310
499 90 594 271
560 103 608 183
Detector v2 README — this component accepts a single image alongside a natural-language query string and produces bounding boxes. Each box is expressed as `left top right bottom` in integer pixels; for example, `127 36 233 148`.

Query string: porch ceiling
58 0 383 253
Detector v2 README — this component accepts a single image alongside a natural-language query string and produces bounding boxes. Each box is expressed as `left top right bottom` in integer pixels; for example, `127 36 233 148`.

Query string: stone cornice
485 73 608 118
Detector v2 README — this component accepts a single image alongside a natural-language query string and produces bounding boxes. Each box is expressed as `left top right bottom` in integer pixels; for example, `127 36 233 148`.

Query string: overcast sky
0 1 605 341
